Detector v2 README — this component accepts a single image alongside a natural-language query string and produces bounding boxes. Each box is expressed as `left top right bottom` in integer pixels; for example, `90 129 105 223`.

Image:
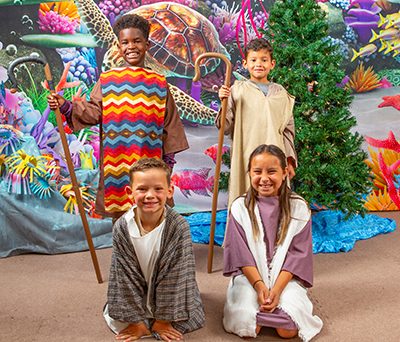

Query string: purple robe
223 196 314 330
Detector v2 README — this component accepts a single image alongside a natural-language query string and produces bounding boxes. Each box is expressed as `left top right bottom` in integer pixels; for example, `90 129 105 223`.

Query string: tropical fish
351 44 377 62
171 168 214 198
386 41 400 56
378 13 388 28
370 28 400 42
204 144 230 163
385 13 400 28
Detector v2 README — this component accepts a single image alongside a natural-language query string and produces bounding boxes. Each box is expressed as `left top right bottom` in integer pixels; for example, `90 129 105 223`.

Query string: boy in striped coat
48 14 188 220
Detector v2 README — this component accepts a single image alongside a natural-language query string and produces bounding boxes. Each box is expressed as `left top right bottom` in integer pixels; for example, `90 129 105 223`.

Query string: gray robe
107 206 205 333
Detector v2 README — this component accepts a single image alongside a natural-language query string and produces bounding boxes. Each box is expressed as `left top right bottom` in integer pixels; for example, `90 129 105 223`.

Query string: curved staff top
8 55 103 284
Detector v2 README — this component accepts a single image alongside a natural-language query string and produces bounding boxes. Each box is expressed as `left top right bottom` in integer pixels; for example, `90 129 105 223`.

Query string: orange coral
40 1 80 21
365 146 400 190
364 187 399 211
346 62 381 93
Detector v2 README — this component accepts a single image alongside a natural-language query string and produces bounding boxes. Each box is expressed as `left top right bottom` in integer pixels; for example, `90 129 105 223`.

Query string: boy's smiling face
118 27 149 67
127 168 174 219
243 48 275 83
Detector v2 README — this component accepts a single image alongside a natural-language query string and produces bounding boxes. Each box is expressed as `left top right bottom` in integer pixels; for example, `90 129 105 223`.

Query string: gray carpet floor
0 211 399 342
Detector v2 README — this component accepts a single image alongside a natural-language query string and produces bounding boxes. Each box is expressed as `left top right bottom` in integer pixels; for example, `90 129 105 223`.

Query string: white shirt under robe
223 196 323 341
104 206 165 333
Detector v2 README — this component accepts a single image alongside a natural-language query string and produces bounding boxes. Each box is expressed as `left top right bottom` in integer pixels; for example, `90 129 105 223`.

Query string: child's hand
47 93 66 110
152 320 183 341
218 85 231 100
254 280 269 307
116 322 151 341
260 288 281 313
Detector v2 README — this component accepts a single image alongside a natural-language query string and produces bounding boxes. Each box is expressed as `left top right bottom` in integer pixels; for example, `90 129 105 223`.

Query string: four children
47 12 322 342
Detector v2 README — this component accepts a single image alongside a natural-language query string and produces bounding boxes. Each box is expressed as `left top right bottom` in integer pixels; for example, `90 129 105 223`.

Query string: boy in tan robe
218 38 297 207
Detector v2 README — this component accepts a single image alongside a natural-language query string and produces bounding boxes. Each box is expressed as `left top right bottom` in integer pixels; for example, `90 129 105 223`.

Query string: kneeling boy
104 158 205 341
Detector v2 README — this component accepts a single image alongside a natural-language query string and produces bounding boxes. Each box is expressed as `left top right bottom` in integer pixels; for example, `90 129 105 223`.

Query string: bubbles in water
0 41 3 50
6 44 17 56
10 31 16 36
21 15 33 27
30 52 40 58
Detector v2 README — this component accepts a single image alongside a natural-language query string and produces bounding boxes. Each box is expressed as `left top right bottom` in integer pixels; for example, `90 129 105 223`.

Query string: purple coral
99 0 139 24
344 0 381 43
209 16 236 45
38 11 79 34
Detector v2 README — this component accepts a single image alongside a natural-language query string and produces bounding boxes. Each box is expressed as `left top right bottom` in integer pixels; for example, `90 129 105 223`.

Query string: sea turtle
127 2 228 78
73 0 228 125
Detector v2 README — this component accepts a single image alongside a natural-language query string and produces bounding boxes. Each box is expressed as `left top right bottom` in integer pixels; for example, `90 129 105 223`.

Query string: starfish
378 94 400 111
378 153 400 209
365 131 400 153
42 62 80 93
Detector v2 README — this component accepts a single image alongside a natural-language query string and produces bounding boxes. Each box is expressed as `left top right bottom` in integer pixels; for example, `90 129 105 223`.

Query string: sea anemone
364 187 399 211
346 62 381 93
38 2 80 34
0 125 25 156
6 150 51 183
5 172 31 195
30 174 55 200
60 183 96 215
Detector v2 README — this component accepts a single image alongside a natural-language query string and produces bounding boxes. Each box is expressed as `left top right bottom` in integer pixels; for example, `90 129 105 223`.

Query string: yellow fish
378 13 388 28
387 41 400 56
385 12 400 27
351 44 377 62
370 28 400 42
380 39 400 54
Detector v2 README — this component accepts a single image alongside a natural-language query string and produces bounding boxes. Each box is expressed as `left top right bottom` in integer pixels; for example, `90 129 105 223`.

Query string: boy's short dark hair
113 14 151 41
244 38 273 60
129 158 171 185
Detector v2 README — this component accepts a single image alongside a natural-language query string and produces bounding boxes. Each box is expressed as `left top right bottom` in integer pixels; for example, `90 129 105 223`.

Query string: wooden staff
193 53 232 273
8 56 103 283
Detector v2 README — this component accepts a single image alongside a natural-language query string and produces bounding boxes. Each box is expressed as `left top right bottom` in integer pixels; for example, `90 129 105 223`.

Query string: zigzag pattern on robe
100 67 167 213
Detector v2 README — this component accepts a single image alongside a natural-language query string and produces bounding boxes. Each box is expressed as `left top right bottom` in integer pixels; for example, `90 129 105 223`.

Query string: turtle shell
130 2 228 77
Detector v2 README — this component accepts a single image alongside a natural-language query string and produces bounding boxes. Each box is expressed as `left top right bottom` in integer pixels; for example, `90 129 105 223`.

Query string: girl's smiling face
249 152 288 197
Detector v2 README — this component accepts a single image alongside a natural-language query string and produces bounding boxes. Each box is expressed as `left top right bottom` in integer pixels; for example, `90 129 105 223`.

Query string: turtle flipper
169 85 217 126
74 0 117 49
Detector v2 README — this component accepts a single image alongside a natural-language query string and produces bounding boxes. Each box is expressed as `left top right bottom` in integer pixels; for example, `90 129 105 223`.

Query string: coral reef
364 187 399 211
346 62 381 92
38 2 80 34
344 0 381 42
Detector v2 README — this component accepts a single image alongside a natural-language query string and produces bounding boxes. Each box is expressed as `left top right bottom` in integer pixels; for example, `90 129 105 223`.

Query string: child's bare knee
276 328 298 339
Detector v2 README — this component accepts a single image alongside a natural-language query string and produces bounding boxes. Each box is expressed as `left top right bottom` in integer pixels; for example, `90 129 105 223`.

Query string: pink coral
38 11 79 34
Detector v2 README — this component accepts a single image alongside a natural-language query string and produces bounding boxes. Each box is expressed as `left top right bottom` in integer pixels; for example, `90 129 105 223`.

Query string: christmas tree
264 0 371 214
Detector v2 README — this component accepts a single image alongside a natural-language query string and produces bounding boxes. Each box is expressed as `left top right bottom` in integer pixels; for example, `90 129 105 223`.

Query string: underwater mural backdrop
0 0 399 223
